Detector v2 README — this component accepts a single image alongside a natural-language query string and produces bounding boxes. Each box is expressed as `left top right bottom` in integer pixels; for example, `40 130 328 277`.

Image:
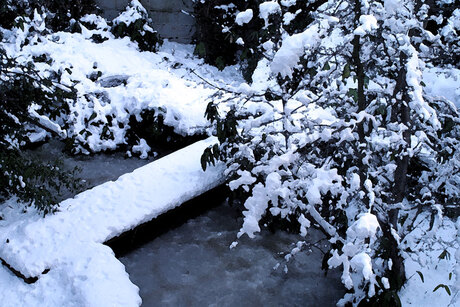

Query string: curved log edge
0 258 50 284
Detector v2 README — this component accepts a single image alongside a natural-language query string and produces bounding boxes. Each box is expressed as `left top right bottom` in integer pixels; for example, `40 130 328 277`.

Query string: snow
281 0 297 7
131 138 152 159
112 0 147 27
384 0 400 14
283 11 299 25
259 1 281 27
271 24 322 77
2 25 243 154
235 9 253 26
0 137 225 306
0 13 247 305
1 4 459 305
399 214 460 306
423 67 460 107
237 183 271 238
349 213 380 240
350 252 373 281
228 170 256 191
353 15 378 36
406 46 440 129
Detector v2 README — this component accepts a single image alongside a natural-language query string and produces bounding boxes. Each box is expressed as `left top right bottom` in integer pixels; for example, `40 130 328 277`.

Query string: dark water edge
106 185 229 257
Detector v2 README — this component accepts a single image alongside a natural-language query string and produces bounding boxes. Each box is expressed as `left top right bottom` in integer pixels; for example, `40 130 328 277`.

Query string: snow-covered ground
423 67 460 108
2 15 244 154
0 137 225 306
0 11 459 306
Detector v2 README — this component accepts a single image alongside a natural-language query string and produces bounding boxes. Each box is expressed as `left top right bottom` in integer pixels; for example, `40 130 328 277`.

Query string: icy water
119 202 345 306
27 139 157 200
31 140 345 306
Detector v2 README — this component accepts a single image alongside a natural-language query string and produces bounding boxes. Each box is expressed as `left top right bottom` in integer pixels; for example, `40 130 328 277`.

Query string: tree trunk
352 5 368 188
379 51 411 291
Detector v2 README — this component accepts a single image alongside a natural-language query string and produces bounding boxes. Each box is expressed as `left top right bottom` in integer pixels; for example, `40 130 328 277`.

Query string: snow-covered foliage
0 0 241 211
193 0 323 81
111 0 162 52
199 0 460 305
0 0 100 32
0 4 239 155
0 32 81 213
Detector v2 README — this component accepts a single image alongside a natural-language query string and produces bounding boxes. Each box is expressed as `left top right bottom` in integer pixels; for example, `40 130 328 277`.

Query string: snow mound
2 25 243 154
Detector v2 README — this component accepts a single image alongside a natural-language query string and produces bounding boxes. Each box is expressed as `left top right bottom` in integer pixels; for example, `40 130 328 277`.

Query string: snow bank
399 213 460 306
0 137 225 306
423 67 460 107
2 25 243 154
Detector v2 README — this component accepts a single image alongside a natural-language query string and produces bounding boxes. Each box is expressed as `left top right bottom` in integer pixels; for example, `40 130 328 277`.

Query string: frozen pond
30 140 345 306
26 139 159 200
119 202 345 306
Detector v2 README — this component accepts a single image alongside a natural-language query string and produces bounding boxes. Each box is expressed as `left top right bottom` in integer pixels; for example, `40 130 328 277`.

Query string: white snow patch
132 138 151 159
235 9 253 26
259 1 281 27
271 24 322 77
353 15 378 36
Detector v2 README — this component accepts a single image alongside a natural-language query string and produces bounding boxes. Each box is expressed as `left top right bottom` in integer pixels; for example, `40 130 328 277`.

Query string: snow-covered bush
201 0 460 305
193 0 320 80
111 0 162 52
418 1 459 67
0 47 81 214
0 0 99 32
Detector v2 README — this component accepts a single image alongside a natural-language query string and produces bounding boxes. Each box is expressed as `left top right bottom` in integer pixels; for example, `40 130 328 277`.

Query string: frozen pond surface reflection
120 203 345 306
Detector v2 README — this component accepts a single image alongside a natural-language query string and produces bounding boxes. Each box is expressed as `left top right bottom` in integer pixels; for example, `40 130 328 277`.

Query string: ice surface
120 202 345 306
25 139 156 200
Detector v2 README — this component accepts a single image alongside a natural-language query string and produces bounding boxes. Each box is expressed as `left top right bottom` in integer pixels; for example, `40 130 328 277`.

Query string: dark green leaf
416 271 424 283
200 152 207 171
342 63 351 79
88 112 97 122
438 249 450 260
433 284 451 296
